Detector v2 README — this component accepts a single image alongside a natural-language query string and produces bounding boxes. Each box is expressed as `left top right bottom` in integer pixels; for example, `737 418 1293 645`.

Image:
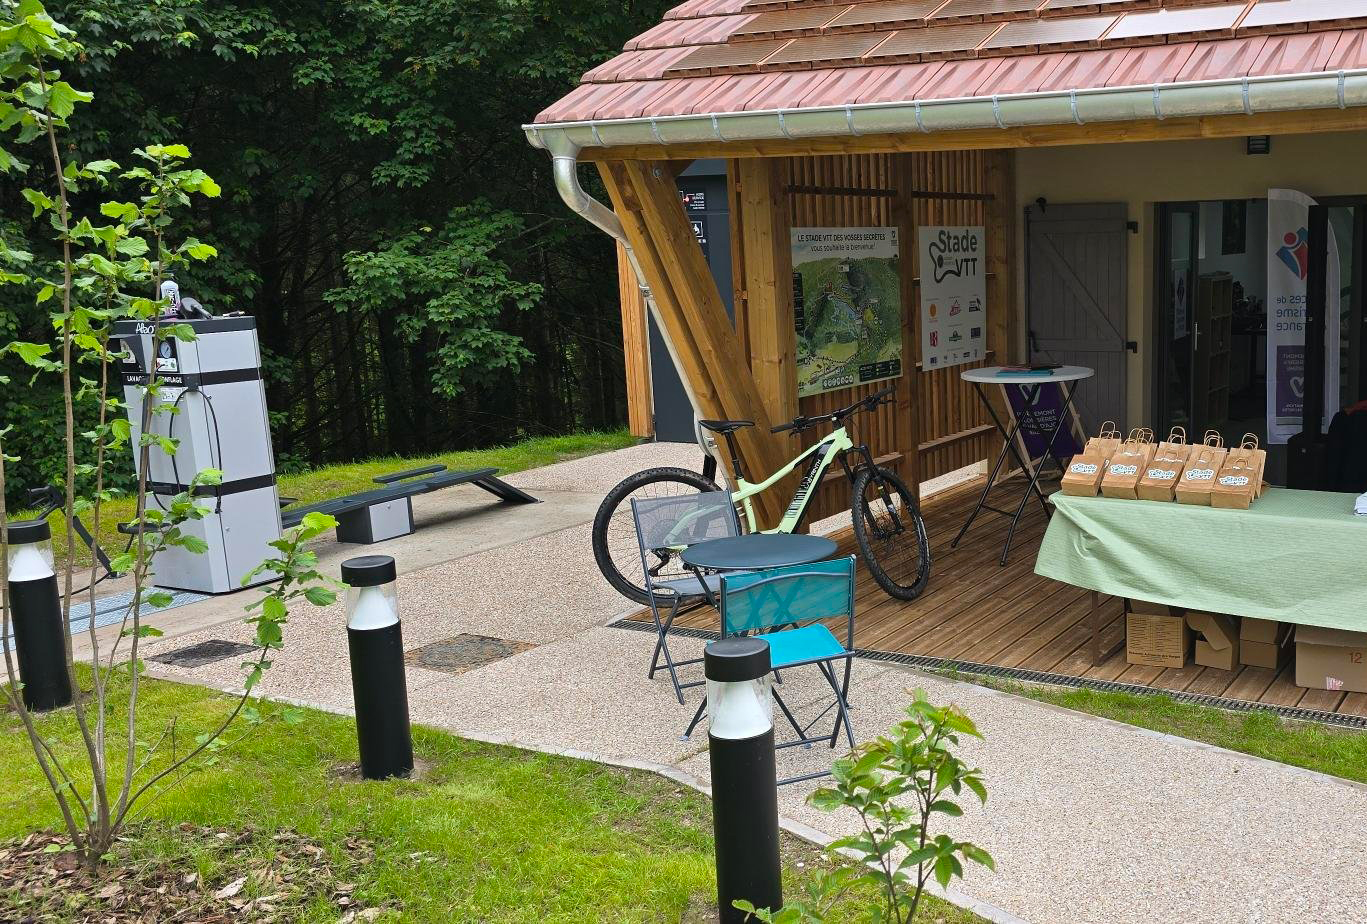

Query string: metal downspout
549 146 708 449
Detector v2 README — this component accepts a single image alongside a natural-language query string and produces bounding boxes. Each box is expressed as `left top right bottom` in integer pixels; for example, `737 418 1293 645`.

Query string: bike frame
730 427 856 535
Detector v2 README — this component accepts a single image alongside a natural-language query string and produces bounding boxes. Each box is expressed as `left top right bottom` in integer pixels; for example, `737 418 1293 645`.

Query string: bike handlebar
770 383 896 435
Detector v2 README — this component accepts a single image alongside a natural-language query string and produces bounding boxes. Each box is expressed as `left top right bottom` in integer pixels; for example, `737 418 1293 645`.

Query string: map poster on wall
918 226 986 370
792 227 903 398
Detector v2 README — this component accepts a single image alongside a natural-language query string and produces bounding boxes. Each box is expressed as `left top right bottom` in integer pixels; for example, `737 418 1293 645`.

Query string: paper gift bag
1210 452 1258 509
1083 421 1122 458
1175 432 1227 505
1060 453 1106 496
1099 431 1153 499
1136 427 1188 502
1227 433 1267 497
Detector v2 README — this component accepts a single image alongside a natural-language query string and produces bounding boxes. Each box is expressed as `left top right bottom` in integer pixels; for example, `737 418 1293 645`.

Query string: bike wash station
6 283 534 776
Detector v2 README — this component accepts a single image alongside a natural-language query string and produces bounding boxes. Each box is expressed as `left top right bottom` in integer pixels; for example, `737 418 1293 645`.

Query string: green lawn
0 675 982 923
981 679 1367 785
26 429 636 567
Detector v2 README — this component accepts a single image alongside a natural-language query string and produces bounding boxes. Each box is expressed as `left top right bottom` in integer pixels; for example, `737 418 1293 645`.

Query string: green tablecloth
1035 488 1367 632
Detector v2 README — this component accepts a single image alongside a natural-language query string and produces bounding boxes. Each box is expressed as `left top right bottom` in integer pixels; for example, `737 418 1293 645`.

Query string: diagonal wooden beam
599 159 789 527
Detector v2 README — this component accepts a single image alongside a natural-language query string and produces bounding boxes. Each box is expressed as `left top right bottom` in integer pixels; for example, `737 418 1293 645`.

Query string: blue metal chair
684 556 857 784
630 491 744 704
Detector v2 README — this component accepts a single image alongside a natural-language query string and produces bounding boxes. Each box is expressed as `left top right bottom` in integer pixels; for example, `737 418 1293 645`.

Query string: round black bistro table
680 533 838 607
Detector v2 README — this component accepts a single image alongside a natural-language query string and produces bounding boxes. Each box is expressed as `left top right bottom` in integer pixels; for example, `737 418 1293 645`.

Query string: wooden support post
735 157 798 430
893 153 921 494
599 159 789 527
617 242 654 438
983 149 1017 365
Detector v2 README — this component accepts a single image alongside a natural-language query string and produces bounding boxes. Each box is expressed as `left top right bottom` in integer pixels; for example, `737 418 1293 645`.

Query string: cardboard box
1126 600 1190 669
1295 626 1367 693
1186 611 1239 671
1239 617 1291 670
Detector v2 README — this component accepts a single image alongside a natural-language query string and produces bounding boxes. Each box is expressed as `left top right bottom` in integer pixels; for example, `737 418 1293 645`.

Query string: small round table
955 365 1093 566
680 533 838 607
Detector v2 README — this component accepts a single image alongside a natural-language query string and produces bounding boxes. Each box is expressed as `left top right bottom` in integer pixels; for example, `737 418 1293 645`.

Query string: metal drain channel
608 617 1367 731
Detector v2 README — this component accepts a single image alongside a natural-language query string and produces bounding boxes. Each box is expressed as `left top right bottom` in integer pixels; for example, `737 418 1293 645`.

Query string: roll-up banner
1266 189 1340 444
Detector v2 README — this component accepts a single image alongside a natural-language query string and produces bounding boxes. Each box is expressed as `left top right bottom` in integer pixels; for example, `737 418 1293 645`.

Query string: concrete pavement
125 442 1367 924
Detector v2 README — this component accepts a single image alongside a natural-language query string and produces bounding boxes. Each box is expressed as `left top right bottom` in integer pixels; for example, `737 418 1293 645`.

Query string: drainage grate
406 634 535 676
151 639 257 669
607 617 1367 731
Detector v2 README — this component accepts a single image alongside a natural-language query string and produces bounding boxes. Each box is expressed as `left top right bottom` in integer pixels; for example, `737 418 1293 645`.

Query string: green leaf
100 201 139 222
146 591 174 609
45 81 92 118
928 799 963 817
10 341 51 365
262 595 287 622
21 187 53 216
304 586 336 607
933 854 955 888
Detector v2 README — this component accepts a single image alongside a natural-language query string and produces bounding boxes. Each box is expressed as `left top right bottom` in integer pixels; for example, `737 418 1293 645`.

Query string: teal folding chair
684 556 857 784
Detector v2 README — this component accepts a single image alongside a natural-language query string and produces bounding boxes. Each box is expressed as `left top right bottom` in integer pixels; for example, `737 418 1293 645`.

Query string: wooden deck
638 475 1367 719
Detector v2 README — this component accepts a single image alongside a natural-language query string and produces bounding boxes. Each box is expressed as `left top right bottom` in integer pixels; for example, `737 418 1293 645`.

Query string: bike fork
850 448 905 539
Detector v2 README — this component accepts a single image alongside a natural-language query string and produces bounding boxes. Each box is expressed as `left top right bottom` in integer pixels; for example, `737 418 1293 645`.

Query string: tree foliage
2 0 669 499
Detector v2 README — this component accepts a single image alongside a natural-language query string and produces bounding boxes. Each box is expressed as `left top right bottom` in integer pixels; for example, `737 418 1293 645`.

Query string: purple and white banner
1266 189 1340 444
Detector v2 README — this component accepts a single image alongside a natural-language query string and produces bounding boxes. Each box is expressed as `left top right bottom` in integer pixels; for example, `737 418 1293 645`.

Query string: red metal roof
535 0 1367 124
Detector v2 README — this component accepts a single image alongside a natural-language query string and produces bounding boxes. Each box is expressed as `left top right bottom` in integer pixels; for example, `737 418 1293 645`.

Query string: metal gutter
525 68 1367 151
546 136 703 425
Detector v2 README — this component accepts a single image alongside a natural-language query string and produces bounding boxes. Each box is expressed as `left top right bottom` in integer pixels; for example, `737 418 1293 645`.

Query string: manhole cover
150 639 257 669
406 634 534 676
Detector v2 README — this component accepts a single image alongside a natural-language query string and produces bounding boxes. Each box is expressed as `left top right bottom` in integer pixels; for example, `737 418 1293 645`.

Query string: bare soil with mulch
0 824 387 923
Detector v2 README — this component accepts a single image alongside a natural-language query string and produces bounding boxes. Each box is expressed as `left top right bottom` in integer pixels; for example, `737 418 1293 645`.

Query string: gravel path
140 442 1367 924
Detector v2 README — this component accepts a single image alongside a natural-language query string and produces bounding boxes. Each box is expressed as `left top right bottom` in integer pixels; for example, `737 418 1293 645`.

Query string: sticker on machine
155 337 180 373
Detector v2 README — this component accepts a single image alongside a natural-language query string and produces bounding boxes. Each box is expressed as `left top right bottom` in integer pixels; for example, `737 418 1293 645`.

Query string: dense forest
0 0 668 500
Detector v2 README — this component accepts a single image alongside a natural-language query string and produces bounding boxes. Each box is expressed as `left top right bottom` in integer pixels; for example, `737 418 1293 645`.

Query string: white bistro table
952 365 1094 566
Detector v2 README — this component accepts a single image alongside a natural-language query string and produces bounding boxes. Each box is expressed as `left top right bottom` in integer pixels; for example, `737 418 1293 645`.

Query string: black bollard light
706 636 782 922
341 555 413 780
5 518 72 711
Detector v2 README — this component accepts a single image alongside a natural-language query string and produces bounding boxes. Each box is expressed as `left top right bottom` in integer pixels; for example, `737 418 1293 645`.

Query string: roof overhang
526 68 1367 156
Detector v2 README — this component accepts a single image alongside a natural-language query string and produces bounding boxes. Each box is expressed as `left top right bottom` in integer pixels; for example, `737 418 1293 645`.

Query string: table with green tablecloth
1035 488 1367 664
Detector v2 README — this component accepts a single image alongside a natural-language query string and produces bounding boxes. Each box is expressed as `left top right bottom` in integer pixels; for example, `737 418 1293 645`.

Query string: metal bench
281 465 537 544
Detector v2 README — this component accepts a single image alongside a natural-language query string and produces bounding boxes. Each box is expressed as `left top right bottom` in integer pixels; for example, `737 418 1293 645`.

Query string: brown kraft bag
1210 450 1258 509
1136 426 1188 502
1175 431 1227 505
1099 430 1154 499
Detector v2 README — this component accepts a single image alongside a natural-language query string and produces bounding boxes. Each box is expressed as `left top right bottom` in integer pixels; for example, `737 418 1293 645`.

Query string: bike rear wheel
591 466 719 605
850 466 930 600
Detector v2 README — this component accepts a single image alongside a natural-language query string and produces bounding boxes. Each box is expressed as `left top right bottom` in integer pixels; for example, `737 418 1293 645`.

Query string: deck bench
280 465 537 544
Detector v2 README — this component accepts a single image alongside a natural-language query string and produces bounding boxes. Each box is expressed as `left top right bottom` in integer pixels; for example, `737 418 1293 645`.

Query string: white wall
1014 130 1367 426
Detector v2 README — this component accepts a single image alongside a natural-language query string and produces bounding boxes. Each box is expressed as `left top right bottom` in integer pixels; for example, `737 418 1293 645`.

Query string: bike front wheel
591 465 719 605
850 466 930 601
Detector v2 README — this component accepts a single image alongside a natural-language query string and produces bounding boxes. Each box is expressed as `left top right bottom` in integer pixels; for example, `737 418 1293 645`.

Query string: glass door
1157 203 1200 435
1322 197 1367 408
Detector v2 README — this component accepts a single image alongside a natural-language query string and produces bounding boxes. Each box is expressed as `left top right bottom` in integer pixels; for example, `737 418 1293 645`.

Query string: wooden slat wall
617 242 654 438
609 149 1016 519
784 153 910 523
769 149 1012 521
903 150 1001 482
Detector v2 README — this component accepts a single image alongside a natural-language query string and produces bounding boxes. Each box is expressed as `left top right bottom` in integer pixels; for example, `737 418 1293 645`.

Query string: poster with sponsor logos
1265 189 1339 444
918 226 986 371
792 227 903 398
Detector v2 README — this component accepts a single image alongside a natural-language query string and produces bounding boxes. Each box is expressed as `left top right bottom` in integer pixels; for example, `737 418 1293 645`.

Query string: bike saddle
698 419 754 435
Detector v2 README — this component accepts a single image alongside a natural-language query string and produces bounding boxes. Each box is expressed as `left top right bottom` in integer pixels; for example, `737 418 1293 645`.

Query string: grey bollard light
705 636 782 922
5 518 72 711
342 555 413 780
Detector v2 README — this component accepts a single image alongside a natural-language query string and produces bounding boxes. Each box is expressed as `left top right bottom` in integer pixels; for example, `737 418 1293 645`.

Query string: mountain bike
591 383 930 604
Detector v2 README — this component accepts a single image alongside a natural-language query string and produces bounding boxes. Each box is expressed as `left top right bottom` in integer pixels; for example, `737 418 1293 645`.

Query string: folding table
952 365 1093 566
